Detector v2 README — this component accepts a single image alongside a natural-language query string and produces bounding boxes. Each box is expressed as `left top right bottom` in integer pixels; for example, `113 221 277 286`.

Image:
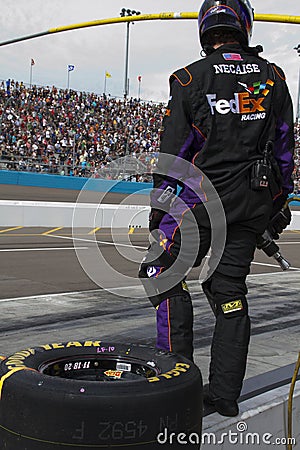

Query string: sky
0 1 299 111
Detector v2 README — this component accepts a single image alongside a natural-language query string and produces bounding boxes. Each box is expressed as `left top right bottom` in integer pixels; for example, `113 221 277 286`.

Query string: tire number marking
64 361 91 371
98 420 148 441
73 420 148 441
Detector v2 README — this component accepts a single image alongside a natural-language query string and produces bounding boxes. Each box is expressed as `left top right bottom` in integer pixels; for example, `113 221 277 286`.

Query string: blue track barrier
0 170 152 195
1 171 299 203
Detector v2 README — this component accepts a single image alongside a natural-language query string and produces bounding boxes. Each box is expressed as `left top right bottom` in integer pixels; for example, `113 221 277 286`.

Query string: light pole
120 8 141 98
294 44 300 122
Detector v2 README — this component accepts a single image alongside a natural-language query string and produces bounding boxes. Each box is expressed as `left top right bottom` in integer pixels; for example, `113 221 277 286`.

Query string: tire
0 341 203 449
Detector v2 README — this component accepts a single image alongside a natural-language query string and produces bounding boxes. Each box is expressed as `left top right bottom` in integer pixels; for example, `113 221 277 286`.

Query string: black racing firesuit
139 43 294 401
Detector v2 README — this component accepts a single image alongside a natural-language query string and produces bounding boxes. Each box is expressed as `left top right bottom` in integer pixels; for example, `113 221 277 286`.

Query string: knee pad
216 296 248 318
203 273 248 318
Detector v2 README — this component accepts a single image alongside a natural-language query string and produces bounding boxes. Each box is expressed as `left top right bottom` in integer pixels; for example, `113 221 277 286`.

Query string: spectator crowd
0 79 299 193
0 80 164 181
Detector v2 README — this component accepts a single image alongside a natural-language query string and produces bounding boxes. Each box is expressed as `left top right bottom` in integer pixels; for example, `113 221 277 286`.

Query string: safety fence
0 156 154 182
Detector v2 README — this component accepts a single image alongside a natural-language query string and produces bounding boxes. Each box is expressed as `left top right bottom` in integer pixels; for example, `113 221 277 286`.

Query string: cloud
0 0 298 108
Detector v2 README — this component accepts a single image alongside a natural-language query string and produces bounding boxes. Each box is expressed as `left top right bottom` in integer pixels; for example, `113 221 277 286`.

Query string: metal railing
0 154 155 182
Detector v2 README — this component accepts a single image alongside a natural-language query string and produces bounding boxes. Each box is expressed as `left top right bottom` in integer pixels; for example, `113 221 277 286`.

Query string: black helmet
198 0 254 47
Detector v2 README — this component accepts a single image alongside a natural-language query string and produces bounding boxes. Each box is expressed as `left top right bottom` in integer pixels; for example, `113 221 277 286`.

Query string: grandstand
1 79 300 193
0 80 163 181
1 79 299 192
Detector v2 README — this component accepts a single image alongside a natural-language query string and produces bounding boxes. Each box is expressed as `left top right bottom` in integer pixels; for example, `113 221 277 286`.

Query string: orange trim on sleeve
192 151 200 166
272 65 286 81
191 152 208 202
170 206 191 246
199 175 208 202
273 189 283 201
172 67 193 87
155 266 165 278
168 204 197 255
168 241 174 255
192 123 206 140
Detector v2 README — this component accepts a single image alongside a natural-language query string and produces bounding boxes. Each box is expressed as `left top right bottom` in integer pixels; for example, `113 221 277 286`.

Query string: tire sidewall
0 341 203 449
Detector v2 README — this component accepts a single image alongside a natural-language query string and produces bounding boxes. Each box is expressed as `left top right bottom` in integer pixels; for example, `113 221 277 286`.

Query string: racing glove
268 206 291 240
149 208 165 232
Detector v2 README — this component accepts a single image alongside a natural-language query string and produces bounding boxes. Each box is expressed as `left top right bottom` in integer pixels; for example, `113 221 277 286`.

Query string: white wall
0 200 299 230
0 200 150 228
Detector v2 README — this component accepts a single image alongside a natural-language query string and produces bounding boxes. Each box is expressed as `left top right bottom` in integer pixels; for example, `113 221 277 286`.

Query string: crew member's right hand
268 206 291 240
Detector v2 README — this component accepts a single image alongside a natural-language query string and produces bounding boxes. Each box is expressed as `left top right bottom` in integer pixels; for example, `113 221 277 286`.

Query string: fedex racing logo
206 92 265 115
206 80 274 121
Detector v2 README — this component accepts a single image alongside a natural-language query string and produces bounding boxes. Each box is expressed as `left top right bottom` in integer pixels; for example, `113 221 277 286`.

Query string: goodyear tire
0 341 203 449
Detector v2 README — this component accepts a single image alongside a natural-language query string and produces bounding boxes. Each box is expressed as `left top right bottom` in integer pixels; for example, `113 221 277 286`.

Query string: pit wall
0 171 299 229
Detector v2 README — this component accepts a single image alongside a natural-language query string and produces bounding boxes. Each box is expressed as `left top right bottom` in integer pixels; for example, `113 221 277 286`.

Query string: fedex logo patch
206 92 267 121
206 92 265 115
206 78 273 121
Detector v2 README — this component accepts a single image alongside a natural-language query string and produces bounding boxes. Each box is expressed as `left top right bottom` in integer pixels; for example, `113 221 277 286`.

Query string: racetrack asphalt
0 184 299 387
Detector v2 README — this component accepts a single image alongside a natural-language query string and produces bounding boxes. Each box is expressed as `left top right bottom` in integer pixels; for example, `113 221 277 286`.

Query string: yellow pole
48 13 300 34
0 13 299 47
255 13 300 24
